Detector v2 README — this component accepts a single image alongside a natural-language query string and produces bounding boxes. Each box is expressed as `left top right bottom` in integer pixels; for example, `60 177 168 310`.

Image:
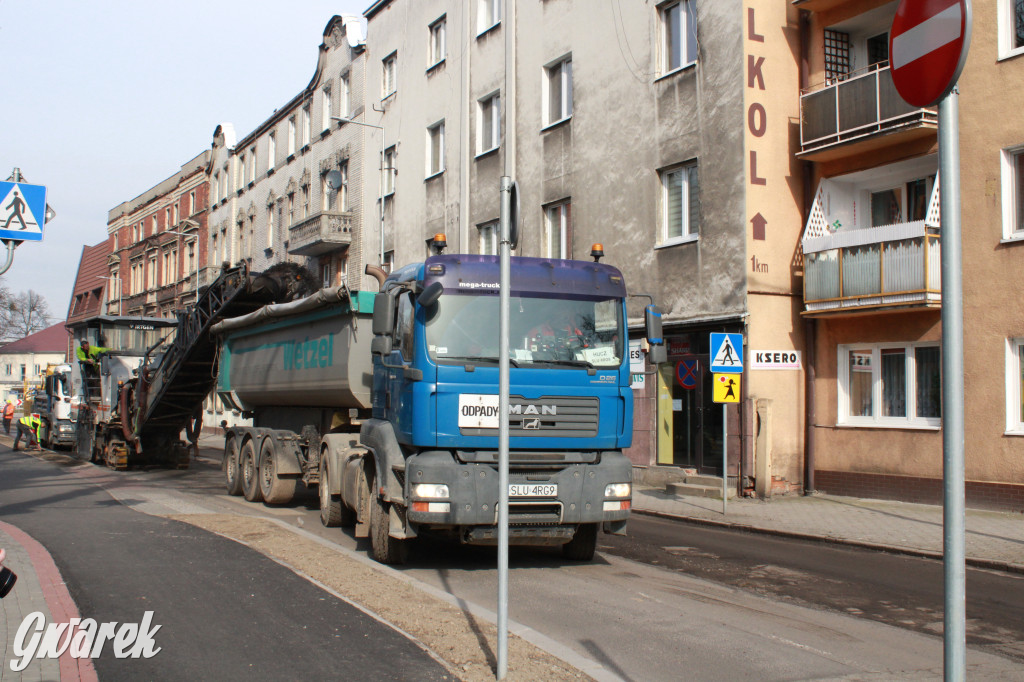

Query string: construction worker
2 400 14 435
13 413 41 451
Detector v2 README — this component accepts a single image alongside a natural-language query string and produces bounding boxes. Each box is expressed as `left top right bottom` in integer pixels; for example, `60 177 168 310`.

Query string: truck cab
36 364 75 448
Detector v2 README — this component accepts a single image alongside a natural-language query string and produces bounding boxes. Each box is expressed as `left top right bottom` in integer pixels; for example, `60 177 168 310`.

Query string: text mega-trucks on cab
215 244 663 564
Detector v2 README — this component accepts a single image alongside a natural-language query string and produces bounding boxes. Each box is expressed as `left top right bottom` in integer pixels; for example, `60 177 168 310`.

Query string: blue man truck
214 247 660 564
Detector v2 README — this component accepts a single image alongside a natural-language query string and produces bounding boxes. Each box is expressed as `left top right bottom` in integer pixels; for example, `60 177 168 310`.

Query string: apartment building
106 151 210 317
363 0 806 493
207 15 373 293
795 0 1023 510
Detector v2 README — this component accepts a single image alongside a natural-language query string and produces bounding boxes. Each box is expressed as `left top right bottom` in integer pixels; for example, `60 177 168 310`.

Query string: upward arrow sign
751 213 767 241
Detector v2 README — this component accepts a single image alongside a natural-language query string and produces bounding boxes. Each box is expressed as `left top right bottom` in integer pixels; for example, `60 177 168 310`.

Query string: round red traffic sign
889 0 972 108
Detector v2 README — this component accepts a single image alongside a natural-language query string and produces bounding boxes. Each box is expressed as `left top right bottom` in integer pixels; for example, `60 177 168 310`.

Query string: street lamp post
331 116 387 268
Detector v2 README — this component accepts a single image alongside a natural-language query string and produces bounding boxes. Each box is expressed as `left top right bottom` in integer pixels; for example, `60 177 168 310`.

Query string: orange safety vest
3 403 14 419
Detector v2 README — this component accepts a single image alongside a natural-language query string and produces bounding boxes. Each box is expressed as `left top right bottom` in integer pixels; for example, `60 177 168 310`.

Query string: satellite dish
509 181 520 250
325 170 344 190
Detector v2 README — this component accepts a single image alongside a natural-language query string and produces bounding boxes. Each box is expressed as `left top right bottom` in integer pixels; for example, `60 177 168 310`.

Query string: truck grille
460 395 599 438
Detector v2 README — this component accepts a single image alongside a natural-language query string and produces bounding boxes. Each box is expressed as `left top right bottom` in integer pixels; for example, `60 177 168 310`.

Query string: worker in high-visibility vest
13 414 41 451
2 400 14 435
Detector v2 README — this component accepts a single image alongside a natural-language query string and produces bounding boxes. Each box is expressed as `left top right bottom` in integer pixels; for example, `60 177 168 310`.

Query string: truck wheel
241 440 263 503
259 439 296 505
561 523 599 561
319 458 355 527
223 438 243 496
370 487 409 565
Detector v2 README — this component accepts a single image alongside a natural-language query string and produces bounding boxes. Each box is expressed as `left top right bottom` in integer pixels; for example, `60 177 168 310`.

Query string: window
172 203 179 226
478 0 501 35
1007 338 1024 433
302 104 311 147
151 216 158 236
267 203 275 247
340 73 351 117
384 250 395 274
659 0 698 74
186 241 195 274
147 255 157 290
268 132 276 171
478 220 498 255
839 343 941 427
382 52 397 98
165 207 171 230
544 200 571 259
189 191 196 215
212 172 220 204
322 86 333 132
427 121 445 177
1001 146 1024 240
237 154 245 191
544 56 573 126
478 92 501 154
660 162 700 245
429 16 446 66
384 146 396 195
998 0 1024 58
249 146 256 183
321 173 331 212
288 117 297 156
219 168 228 200
302 185 310 219
288 192 295 225
321 261 333 289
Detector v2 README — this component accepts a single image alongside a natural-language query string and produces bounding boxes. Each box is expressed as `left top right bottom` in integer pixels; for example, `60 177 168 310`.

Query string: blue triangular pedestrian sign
710 333 743 373
0 181 47 242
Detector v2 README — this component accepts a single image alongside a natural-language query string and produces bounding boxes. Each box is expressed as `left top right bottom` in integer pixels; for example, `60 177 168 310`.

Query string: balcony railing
799 63 937 159
288 210 354 257
804 227 941 314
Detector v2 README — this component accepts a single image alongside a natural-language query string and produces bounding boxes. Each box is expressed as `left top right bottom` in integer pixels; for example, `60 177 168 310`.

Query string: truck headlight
412 483 450 499
604 483 631 498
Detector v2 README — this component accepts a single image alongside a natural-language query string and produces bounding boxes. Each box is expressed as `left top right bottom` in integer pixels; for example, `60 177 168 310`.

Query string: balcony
799 64 937 162
288 210 353 257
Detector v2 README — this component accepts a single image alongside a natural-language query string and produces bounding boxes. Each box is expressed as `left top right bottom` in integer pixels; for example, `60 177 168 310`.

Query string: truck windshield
426 294 624 368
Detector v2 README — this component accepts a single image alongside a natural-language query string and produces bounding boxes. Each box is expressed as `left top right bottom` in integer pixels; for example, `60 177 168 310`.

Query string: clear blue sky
0 0 367 321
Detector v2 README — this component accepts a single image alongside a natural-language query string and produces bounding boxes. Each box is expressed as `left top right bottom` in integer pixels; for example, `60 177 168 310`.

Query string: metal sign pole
722 405 727 515
497 176 512 680
938 89 966 682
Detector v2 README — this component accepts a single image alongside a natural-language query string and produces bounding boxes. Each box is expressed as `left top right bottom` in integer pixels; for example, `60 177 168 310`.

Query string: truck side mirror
373 292 396 336
417 281 443 308
371 336 393 357
645 304 666 365
648 343 667 365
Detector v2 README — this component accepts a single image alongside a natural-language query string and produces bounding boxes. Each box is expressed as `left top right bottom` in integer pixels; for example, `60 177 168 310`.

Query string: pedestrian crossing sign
713 373 741 403
710 333 743 374
0 181 47 242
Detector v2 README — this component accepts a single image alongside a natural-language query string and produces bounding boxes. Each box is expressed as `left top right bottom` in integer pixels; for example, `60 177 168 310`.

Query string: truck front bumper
404 450 632 536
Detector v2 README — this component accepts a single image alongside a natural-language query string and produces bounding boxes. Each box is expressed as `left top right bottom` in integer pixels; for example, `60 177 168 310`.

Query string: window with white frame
237 154 245 191
429 16 446 66
288 117 297 156
478 0 501 34
321 173 331 212
302 104 311 147
659 161 700 245
340 73 351 117
165 207 171 230
659 0 698 74
544 56 573 127
384 250 395 274
998 0 1024 59
302 185 310 219
172 203 179 226
338 162 348 211
147 255 157 290
478 220 498 255
1001 145 1024 240
322 86 333 132
268 131 276 170
478 92 500 155
1006 337 1024 433
321 261 333 289
427 121 445 177
212 172 220 204
267 204 275 247
544 200 571 259
219 168 227 200
839 343 942 427
383 52 397 98
186 240 195 274
384 146 396 195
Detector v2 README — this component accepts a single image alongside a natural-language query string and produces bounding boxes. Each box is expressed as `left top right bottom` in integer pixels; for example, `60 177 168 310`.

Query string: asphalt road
0 449 451 682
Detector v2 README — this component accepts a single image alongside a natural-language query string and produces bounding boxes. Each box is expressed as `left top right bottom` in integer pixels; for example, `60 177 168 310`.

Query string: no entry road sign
889 0 972 108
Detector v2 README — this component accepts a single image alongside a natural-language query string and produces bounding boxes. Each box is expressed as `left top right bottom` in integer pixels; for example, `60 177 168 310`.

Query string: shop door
657 355 723 475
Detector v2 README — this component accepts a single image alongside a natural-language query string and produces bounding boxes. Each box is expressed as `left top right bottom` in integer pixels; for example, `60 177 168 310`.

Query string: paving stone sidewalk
633 485 1024 573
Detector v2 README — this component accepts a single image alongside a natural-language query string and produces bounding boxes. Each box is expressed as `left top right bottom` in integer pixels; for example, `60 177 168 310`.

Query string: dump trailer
215 249 662 564
72 263 299 469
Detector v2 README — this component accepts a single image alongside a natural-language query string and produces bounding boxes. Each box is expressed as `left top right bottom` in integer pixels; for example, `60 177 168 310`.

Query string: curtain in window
915 346 941 418
687 165 700 235
1016 152 1024 232
666 170 683 239
881 349 906 417
849 350 873 417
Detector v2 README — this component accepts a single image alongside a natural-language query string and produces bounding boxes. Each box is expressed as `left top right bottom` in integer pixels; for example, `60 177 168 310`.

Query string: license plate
509 483 557 498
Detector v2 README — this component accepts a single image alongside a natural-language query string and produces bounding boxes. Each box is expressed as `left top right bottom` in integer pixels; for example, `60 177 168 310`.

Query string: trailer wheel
259 439 296 505
370 484 409 565
241 440 263 503
223 438 243 496
317 456 346 524
561 523 598 561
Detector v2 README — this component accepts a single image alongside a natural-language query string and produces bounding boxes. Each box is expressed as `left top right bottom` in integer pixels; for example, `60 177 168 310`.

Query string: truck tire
259 439 296 505
561 523 598 561
319 457 355 527
223 438 243 496
241 440 263 503
370 487 409 565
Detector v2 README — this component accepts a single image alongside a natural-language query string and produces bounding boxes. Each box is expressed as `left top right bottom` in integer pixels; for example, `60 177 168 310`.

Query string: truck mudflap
403 449 633 535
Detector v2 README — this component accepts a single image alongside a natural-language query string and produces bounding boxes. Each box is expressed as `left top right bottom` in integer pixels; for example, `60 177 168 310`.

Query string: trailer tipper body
216 252 654 564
